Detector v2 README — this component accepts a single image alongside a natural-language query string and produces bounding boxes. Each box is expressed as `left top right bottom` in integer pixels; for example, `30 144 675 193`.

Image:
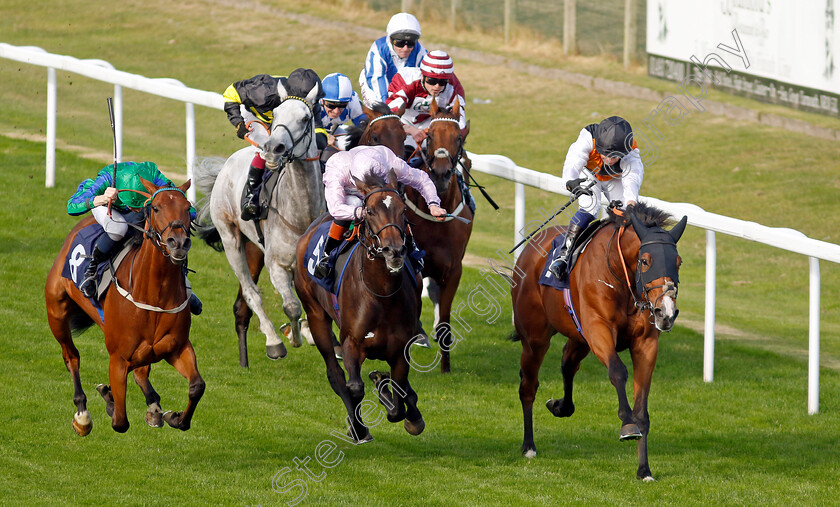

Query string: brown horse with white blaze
294 171 425 442
510 202 687 480
405 97 473 373
45 179 203 435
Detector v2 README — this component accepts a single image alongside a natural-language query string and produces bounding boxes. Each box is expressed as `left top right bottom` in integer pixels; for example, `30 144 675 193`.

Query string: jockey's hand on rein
566 178 591 197
236 121 249 139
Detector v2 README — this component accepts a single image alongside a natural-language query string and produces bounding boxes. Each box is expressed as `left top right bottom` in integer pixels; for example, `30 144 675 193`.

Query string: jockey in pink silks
314 144 447 277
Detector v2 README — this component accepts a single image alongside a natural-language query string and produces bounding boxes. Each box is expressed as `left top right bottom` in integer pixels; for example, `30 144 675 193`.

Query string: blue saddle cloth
304 221 423 296
538 234 570 291
60 223 111 317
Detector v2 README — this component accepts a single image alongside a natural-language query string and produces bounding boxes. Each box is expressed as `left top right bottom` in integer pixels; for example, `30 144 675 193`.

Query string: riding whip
508 178 595 254
106 97 118 216
459 159 499 210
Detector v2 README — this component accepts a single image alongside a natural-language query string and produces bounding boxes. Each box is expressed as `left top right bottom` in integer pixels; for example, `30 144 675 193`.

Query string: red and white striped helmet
420 50 454 79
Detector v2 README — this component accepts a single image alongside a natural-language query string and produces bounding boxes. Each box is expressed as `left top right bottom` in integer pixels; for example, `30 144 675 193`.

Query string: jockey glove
236 121 248 139
316 132 328 150
566 177 592 197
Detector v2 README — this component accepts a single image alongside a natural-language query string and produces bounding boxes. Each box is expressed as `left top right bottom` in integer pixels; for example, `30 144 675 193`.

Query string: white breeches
91 206 129 241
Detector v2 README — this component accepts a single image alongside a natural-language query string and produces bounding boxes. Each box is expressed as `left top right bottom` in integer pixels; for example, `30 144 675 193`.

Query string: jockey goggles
323 101 348 110
424 77 448 87
392 39 416 48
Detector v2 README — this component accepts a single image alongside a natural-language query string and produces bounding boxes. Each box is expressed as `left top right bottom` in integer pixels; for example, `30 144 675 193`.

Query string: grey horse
195 81 323 360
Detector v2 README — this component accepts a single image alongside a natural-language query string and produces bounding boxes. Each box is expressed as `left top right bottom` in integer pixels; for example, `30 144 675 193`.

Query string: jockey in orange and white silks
548 116 644 281
385 50 467 151
359 12 427 108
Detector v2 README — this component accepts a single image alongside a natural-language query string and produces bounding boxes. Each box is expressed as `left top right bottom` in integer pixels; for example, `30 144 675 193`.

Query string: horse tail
191 195 224 252
507 330 521 342
193 156 226 195
69 309 95 338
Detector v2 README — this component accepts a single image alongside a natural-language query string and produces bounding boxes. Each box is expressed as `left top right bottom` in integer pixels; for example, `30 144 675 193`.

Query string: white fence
3 42 838 413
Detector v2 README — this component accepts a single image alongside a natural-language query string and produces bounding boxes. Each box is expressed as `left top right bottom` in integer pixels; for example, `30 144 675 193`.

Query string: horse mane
362 172 388 189
610 201 673 229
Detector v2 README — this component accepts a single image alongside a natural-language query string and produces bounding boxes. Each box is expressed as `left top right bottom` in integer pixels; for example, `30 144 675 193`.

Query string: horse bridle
115 187 191 258
357 188 407 259
420 117 463 172
270 96 318 168
607 226 679 315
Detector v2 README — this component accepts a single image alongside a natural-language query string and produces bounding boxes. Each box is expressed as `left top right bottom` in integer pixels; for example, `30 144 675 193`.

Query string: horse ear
352 175 371 195
628 210 649 241
388 168 399 189
179 179 191 193
669 215 688 243
451 96 460 117
139 177 158 195
396 103 406 117
362 105 377 119
429 97 439 116
305 82 320 106
462 119 470 140
276 80 289 102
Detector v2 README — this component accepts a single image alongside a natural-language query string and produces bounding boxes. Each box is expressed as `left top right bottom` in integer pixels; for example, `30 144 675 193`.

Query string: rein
271 96 320 166
105 186 193 312
355 188 408 298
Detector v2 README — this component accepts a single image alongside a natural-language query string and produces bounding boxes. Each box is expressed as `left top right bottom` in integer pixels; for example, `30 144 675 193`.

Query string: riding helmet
387 12 421 41
322 73 354 104
594 116 634 159
420 51 454 79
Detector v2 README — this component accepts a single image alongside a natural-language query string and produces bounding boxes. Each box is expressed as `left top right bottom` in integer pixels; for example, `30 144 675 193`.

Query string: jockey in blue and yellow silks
223 68 328 221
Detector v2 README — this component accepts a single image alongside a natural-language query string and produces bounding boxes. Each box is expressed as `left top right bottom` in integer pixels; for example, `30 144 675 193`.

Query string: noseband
270 96 317 168
421 117 463 173
358 188 406 259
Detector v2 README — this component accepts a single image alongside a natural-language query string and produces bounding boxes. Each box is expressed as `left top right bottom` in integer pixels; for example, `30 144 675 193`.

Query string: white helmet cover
386 12 421 40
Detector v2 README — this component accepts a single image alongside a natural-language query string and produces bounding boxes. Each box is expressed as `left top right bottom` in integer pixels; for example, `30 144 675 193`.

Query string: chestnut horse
45 179 203 435
294 172 425 442
405 97 473 373
510 202 687 480
230 102 406 367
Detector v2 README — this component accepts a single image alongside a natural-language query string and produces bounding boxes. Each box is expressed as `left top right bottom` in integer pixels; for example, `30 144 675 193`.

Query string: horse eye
152 206 159 213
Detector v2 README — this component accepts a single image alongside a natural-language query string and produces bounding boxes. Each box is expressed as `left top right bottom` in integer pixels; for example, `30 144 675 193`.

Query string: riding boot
189 293 203 315
314 234 342 279
548 222 585 281
80 241 112 299
405 233 424 272
241 164 265 221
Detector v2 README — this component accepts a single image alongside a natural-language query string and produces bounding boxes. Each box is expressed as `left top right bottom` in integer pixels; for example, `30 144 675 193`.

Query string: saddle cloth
304 221 422 296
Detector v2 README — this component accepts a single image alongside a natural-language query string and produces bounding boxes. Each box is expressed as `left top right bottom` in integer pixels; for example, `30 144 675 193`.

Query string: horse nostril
444 170 452 180
166 237 179 250
274 144 286 154
183 238 192 251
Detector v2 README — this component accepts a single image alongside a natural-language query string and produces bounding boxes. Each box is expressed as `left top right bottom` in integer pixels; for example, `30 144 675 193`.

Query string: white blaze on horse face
383 195 393 209
662 294 675 318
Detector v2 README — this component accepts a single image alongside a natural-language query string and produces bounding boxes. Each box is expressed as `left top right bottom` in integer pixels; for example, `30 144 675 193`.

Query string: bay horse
406 97 473 373
228 102 407 367
510 202 687 480
195 80 323 363
45 179 203 435
294 172 425 442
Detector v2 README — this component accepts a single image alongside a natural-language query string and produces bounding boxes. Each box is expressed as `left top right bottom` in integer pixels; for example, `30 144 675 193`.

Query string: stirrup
314 254 331 279
241 199 259 221
548 257 567 280
80 276 97 298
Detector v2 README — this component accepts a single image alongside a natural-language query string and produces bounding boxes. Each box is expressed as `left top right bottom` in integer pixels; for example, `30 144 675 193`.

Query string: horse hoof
641 475 656 482
350 428 373 444
333 346 343 360
145 410 164 428
619 423 642 441
523 449 536 459
404 417 425 436
413 334 431 348
72 412 92 437
546 398 574 418
266 343 287 360
368 370 390 385
280 323 302 348
112 422 129 433
163 410 189 431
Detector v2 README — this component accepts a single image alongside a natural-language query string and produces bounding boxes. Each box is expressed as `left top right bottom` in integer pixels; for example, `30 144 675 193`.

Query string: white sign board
646 0 840 116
